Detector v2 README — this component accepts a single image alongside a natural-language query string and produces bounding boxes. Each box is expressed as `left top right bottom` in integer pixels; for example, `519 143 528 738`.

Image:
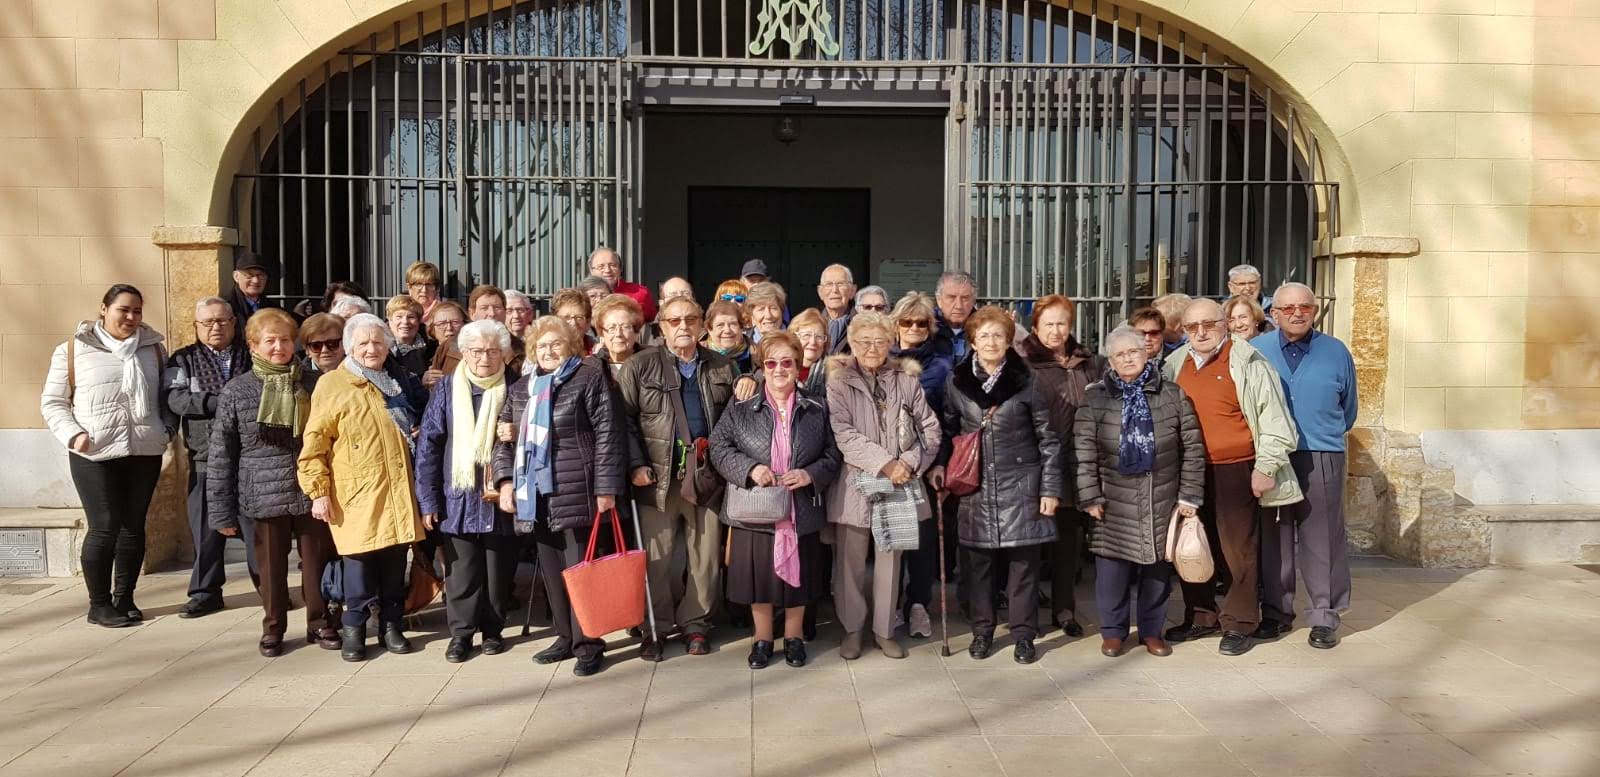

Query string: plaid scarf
855 473 923 551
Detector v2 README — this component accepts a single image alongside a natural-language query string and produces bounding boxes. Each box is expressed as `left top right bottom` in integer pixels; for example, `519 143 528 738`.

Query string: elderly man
1162 299 1300 656
226 253 279 322
467 284 506 323
619 296 738 660
932 270 979 361
818 263 857 326
1226 264 1264 303
164 296 254 618
1250 282 1358 650
589 246 657 323
641 277 694 347
504 289 535 339
740 259 769 286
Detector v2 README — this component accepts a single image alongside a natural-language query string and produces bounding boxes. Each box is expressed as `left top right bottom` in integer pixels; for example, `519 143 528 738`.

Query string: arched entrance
228 0 1337 334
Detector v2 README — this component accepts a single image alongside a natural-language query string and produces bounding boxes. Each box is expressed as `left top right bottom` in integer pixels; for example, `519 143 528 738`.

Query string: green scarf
252 353 308 446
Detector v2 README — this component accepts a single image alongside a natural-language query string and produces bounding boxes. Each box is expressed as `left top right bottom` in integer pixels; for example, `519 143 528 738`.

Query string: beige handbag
1165 507 1215 583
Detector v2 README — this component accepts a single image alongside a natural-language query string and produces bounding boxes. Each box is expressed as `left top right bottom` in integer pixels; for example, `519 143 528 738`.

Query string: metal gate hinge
951 101 965 123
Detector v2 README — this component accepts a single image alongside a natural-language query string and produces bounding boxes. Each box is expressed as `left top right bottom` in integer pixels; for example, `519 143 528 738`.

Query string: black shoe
113 594 144 622
259 635 283 657
748 640 774 670
481 634 507 656
380 622 413 654
177 597 223 620
573 653 604 677
1219 630 1254 656
639 638 665 662
1252 619 1292 641
783 638 807 668
340 624 367 662
1058 618 1084 638
1013 638 1037 664
968 633 993 660
534 640 574 665
1308 626 1339 650
86 604 133 628
685 632 711 656
1164 622 1221 643
445 636 473 663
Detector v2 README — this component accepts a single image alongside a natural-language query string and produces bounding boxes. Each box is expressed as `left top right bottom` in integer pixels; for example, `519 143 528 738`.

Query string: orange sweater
1175 340 1255 465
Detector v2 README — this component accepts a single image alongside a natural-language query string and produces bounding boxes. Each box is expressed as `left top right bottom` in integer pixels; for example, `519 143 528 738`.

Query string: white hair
458 319 512 352
855 285 888 306
1227 264 1262 282
330 296 373 318
821 263 855 285
1273 281 1316 302
504 289 531 307
1103 324 1144 356
194 296 232 317
342 312 395 352
936 270 977 296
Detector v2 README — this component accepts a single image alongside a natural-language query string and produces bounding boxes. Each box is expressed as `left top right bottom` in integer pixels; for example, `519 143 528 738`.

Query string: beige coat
824 355 942 528
296 367 424 555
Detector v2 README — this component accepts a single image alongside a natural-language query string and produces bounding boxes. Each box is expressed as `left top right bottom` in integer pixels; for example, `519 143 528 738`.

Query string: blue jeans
342 546 408 627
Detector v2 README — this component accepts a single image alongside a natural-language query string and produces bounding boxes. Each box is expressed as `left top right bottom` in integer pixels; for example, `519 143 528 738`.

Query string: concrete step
0 507 85 577
1456 504 1600 565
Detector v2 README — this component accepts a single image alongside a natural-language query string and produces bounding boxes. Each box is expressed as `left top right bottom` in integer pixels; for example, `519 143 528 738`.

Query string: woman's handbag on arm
1165 507 1215 583
945 406 998 497
562 507 647 638
724 483 790 525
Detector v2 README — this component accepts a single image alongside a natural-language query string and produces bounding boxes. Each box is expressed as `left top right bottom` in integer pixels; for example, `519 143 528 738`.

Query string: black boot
340 624 367 662
86 603 133 628
783 638 807 668
380 621 414 654
112 592 143 622
747 640 774 669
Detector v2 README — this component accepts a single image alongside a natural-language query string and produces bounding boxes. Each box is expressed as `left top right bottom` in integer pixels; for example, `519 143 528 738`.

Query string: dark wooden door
688 186 870 312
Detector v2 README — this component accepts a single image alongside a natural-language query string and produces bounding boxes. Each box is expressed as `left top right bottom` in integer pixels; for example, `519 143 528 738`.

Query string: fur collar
1019 333 1092 371
824 354 923 380
952 349 1030 409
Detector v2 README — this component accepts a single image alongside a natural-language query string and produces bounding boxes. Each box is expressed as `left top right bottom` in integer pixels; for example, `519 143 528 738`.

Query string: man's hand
497 422 516 442
750 465 777 487
422 369 443 389
631 466 655 487
1085 504 1105 520
1040 496 1059 516
1250 470 1276 498
780 469 812 491
312 496 331 522
597 494 616 513
498 484 516 513
733 376 758 401
219 527 239 537
422 513 439 530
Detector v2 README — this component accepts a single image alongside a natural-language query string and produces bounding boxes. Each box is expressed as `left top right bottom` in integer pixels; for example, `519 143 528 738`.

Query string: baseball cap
740 259 768 279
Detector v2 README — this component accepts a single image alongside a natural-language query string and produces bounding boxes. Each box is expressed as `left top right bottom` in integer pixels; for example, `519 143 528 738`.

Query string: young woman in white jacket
39 284 176 628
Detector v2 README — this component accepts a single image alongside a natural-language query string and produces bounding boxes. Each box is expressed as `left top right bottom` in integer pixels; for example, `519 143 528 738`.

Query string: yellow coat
296 367 424 555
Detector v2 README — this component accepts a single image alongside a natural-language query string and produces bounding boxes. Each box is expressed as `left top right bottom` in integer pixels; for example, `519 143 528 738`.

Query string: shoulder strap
66 335 76 400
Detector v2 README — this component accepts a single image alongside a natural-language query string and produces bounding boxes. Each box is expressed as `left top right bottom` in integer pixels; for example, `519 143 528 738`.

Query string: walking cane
520 545 541 637
631 497 662 652
933 490 952 658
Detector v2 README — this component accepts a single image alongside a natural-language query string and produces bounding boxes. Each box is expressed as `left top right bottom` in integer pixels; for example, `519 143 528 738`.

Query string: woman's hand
1039 496 1059 516
631 466 655 487
1177 503 1198 519
780 469 812 491
422 369 443 389
422 513 439 530
596 494 616 513
219 526 239 537
925 465 946 492
733 376 758 401
750 465 777 487
497 422 516 442
69 433 91 453
312 496 331 522
498 484 516 513
881 460 912 486
1085 504 1105 521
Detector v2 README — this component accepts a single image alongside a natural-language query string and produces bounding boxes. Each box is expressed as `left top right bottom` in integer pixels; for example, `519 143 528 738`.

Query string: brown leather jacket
617 345 738 510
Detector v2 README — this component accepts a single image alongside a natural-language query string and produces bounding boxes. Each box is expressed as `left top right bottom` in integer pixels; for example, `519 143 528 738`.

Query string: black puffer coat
491 357 626 532
205 370 316 529
1019 334 1102 508
1072 369 1205 565
940 351 1061 550
709 390 841 535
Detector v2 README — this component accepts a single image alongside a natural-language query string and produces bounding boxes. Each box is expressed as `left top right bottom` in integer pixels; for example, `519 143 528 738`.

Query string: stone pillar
143 226 238 572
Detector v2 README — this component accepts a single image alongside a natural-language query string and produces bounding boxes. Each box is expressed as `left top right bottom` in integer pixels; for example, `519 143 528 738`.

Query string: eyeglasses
819 281 852 290
1110 348 1144 361
1136 328 1163 339
196 319 234 328
1276 303 1316 316
854 338 889 350
534 342 567 353
858 303 887 312
506 306 533 315
1181 319 1224 335
433 319 464 330
407 283 437 292
897 319 930 330
305 338 341 352
463 347 500 359
662 316 701 327
762 357 796 370
719 293 746 303
602 323 638 335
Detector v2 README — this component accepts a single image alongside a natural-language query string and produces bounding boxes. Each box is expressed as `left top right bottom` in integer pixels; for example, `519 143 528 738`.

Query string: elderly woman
405 262 442 318
1074 325 1205 658
578 275 613 307
715 278 749 304
746 282 787 343
551 288 600 354
208 309 338 656
1224 294 1270 337
787 309 831 396
593 293 645 378
415 319 519 663
386 294 430 378
322 280 366 316
299 312 346 379
933 307 1061 664
711 332 841 669
706 299 753 374
298 313 427 662
41 284 176 628
1017 294 1102 638
886 291 953 639
425 300 468 388
825 312 942 660
493 317 624 677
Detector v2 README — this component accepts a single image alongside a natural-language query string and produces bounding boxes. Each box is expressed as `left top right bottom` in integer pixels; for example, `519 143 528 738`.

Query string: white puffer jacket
40 321 175 461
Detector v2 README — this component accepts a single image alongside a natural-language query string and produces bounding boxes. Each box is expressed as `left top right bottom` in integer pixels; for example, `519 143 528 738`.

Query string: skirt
725 526 827 607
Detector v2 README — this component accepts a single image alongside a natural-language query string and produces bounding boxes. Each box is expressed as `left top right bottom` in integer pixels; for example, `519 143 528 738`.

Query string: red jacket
614 279 657 322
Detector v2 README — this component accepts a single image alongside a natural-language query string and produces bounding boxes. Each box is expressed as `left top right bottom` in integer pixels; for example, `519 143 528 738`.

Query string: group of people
40 250 1357 675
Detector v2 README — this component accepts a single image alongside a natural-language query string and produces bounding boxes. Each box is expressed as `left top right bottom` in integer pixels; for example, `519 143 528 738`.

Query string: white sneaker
892 609 906 633
909 604 933 638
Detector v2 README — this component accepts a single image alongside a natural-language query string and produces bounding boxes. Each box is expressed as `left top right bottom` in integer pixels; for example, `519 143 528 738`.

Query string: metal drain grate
0 530 47 576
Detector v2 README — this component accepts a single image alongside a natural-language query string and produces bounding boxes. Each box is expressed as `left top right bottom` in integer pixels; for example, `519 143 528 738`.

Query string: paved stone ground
1 558 1598 777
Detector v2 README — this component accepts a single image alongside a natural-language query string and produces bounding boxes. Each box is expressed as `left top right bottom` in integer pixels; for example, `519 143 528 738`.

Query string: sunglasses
663 315 702 327
858 303 887 312
897 319 930 330
720 294 746 303
1181 319 1224 335
762 357 797 370
305 338 341 352
1276 303 1316 316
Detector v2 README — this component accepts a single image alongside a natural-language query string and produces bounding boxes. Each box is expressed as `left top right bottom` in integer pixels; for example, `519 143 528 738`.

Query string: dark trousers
901 516 938 611
534 520 610 660
1178 461 1261 632
962 544 1042 640
1094 555 1174 640
341 546 408 627
186 464 259 602
440 532 517 638
69 454 162 607
253 513 335 637
1048 511 1084 622
1262 451 1351 629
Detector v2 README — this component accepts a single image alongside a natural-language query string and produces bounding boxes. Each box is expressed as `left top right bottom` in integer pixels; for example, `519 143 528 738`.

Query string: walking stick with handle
933 490 952 657
631 497 661 650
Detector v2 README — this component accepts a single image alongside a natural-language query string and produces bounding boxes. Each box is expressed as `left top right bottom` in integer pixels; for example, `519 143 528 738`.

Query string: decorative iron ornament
748 0 841 57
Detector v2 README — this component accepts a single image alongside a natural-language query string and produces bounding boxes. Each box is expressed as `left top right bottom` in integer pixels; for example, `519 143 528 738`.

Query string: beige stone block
0 187 37 234
79 0 158 39
1492 160 1566 206
1402 296 1451 342
215 0 309 90
1358 163 1416 236
34 89 143 138
0 381 45 427
80 235 166 288
1459 14 1534 63
1412 158 1494 204
1410 203 1457 251
1225 3 1314 69
1484 342 1528 385
74 40 120 89
1453 205 1531 250
1345 113 1456 182
158 0 215 39
1312 63 1416 137
1486 251 1531 295
1183 0 1252 33
1448 295 1528 342
77 137 163 187
1529 206 1600 251
0 282 106 334
1271 13 1379 94
1534 115 1600 159
1497 0 1537 13
0 90 37 138
1558 251 1600 295
174 40 268 120
0 236 80 285
1446 386 1523 427
0 333 63 384
1566 161 1600 205
0 138 78 187
1413 63 1496 110
1407 251 1490 295
1420 0 1497 10
0 39 76 88
1402 387 1448 432
1491 65 1535 112
1379 14 1460 63
0 0 34 37
1405 341 1486 386
1533 16 1600 64
36 187 162 237
1457 113 1533 158
118 39 177 90
275 0 358 52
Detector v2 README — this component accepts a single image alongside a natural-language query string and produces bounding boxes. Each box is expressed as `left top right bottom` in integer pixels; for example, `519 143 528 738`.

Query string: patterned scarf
972 356 1006 394
343 358 415 451
251 353 308 447
1109 360 1159 475
190 343 241 393
448 365 506 491
766 387 801 588
513 356 580 529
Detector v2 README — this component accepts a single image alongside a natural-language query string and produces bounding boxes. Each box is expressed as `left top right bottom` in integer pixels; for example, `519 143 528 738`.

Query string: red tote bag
944 407 997 497
562 508 647 639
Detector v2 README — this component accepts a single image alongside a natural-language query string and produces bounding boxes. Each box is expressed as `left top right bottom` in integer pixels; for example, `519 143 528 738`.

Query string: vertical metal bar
347 54 355 288
323 64 332 288
1196 45 1210 295
297 80 308 292
1238 70 1251 279
274 99 286 292
1284 105 1296 288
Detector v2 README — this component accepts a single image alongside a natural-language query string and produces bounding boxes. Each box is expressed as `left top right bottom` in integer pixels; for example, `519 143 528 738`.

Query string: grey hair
1273 281 1316 302
504 289 531 307
457 319 512 352
936 270 977 295
587 245 620 266
1227 264 1262 282
194 296 232 318
854 285 888 306
1103 324 1144 356
821 263 854 285
578 275 613 295
342 312 395 352
329 296 372 319
846 311 895 343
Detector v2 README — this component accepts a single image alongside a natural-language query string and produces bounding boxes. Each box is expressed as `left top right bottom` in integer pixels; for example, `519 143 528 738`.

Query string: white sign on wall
876 258 944 300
